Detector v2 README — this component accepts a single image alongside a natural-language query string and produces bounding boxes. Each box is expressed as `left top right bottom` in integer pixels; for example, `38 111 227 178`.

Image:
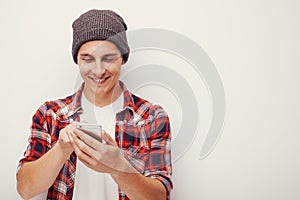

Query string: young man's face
77 40 123 99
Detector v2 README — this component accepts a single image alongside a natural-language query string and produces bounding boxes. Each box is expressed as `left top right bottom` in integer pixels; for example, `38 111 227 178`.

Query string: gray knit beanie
72 9 130 64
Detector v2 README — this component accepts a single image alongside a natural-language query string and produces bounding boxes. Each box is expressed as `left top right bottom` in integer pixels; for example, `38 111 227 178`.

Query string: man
17 9 172 200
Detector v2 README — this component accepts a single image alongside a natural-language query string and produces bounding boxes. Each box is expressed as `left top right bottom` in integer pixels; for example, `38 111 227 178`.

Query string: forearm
111 169 167 200
17 142 72 199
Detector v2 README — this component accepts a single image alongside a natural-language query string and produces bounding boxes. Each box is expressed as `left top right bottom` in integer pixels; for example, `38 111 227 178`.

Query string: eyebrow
79 53 93 57
79 53 119 57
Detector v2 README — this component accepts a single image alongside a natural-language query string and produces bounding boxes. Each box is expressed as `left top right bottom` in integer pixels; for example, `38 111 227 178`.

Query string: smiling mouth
91 76 110 84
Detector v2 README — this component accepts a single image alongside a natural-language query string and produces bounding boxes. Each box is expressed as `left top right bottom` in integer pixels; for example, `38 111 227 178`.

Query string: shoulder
35 92 77 118
131 93 169 120
29 92 78 134
130 94 171 140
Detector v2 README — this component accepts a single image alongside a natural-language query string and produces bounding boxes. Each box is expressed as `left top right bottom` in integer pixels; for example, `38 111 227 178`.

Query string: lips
90 76 110 84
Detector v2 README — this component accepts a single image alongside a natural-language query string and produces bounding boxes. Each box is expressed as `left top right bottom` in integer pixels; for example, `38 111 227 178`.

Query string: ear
121 59 125 65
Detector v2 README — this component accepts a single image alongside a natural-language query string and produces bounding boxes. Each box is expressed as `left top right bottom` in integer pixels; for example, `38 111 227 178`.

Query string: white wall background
1 0 300 199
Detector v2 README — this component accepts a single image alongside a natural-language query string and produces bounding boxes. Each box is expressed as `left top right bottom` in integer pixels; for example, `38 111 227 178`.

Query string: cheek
113 68 121 76
79 66 89 76
110 65 122 76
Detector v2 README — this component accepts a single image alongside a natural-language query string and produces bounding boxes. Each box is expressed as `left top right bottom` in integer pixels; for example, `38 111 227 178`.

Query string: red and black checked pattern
18 82 172 199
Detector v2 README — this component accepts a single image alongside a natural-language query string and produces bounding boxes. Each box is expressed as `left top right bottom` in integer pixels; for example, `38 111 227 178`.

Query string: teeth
95 78 106 83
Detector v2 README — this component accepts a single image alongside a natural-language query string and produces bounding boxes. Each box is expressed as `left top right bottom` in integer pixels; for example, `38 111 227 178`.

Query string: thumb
102 130 117 147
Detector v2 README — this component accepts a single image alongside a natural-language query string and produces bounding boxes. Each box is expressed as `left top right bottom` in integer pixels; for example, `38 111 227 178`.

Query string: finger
73 143 97 168
66 132 75 147
59 128 73 147
66 131 73 142
60 130 70 143
70 132 104 170
78 156 96 169
70 122 78 130
70 131 104 161
102 130 117 147
61 122 77 139
65 122 77 132
70 132 93 158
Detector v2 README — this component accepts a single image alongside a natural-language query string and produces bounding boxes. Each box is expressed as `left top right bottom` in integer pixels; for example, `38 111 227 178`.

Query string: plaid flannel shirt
18 82 173 200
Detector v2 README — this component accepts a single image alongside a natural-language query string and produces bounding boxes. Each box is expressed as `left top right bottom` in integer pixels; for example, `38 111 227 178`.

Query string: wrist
56 141 73 157
110 156 137 178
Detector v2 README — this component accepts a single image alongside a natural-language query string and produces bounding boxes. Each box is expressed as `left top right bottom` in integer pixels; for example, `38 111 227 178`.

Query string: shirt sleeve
17 104 52 172
144 105 173 198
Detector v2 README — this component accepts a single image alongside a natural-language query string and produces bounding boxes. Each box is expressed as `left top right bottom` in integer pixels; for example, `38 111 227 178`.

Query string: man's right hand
58 122 77 154
17 122 78 199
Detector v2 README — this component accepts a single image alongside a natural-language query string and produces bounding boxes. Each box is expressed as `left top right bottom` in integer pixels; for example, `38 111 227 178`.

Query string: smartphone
76 123 102 142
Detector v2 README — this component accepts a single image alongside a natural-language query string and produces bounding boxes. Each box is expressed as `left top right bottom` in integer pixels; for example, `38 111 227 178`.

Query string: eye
82 57 94 63
102 57 116 63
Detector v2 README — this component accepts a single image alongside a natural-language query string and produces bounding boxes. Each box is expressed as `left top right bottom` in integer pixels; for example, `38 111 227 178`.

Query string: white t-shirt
73 93 124 200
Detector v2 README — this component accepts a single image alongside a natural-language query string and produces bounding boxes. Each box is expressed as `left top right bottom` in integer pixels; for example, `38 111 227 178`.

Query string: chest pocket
120 120 151 174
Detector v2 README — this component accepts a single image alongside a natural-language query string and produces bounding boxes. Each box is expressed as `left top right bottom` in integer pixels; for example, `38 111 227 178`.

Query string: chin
95 85 113 94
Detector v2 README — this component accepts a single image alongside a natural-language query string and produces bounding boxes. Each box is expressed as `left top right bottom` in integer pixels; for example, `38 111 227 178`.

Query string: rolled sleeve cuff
146 172 173 199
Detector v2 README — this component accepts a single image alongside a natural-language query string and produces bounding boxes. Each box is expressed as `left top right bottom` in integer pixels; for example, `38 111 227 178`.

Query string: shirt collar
68 81 147 122
62 83 84 121
119 81 150 122
119 81 135 112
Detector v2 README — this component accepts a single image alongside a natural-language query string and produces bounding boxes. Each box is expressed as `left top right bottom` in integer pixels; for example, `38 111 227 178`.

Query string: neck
83 83 123 108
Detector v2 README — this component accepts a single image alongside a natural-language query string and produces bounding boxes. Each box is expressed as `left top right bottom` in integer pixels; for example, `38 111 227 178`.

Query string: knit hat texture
72 9 130 64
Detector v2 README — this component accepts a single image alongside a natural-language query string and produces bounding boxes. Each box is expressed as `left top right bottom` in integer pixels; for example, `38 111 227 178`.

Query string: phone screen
76 123 102 142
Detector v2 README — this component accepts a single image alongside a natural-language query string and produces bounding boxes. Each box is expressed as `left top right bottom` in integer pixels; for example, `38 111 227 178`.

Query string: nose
93 59 105 76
